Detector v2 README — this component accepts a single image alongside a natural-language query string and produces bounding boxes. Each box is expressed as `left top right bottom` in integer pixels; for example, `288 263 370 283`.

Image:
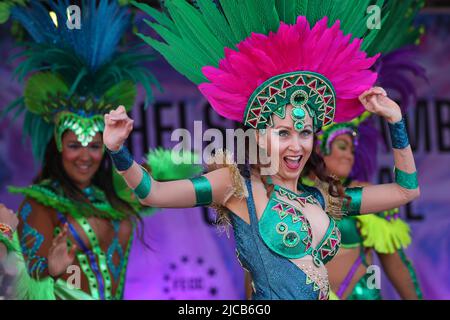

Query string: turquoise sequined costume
10 181 134 300
229 175 341 300
126 0 425 301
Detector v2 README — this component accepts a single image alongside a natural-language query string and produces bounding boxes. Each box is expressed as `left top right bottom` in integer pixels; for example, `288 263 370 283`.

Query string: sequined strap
244 177 260 232
398 248 423 299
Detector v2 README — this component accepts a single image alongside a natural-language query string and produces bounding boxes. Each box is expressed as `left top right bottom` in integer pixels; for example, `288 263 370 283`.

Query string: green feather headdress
134 0 424 131
2 0 160 162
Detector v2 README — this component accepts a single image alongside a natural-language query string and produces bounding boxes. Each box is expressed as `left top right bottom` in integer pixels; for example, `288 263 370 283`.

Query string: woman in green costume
1 0 194 300
308 115 422 299
3 0 203 299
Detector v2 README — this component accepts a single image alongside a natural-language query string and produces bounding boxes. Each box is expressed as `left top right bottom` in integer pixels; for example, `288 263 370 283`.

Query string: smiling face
61 130 104 189
257 104 314 185
322 134 355 179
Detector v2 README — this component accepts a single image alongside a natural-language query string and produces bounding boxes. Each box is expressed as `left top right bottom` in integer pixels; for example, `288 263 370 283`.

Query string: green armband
342 187 363 216
133 167 152 199
189 176 212 206
394 168 419 190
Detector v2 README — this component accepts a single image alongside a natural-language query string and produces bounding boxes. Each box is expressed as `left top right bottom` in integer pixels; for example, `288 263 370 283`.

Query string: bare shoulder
19 197 58 225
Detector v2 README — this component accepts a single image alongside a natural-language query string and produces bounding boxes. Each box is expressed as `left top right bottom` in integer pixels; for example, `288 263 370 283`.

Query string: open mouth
75 164 92 174
283 155 302 170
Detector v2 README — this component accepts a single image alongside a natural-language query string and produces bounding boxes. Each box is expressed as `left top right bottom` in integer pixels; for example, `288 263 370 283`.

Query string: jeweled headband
244 71 336 132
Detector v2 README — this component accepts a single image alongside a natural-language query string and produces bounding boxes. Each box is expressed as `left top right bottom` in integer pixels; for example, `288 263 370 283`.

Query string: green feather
143 19 207 69
24 73 69 117
336 0 371 38
363 0 424 55
103 81 137 110
131 0 179 35
196 0 237 48
294 0 308 17
136 31 206 84
243 0 279 34
275 0 296 25
166 1 224 64
131 1 178 34
134 0 423 90
218 0 249 42
147 148 203 181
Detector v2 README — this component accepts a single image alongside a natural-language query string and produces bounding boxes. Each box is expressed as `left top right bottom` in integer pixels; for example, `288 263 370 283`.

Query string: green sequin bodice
259 185 341 266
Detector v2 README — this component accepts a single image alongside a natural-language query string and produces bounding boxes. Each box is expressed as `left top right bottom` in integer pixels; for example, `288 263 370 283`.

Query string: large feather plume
199 16 379 123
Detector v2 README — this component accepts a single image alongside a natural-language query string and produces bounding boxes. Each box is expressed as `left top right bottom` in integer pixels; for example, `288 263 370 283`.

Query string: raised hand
0 203 18 238
359 87 402 124
48 223 77 278
103 105 134 151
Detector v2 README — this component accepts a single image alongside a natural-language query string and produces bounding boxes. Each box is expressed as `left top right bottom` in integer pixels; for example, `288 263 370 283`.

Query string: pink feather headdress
199 16 380 128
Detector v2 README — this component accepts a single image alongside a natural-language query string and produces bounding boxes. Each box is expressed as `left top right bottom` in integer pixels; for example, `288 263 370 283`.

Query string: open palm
48 224 77 278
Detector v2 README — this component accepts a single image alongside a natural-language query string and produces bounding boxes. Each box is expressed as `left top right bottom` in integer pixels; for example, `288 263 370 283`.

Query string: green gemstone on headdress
55 112 105 151
244 71 336 131
295 121 304 131
290 90 308 108
292 107 306 120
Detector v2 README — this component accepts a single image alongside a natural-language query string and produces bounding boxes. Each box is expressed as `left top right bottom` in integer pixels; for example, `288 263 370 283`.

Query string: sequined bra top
258 184 341 266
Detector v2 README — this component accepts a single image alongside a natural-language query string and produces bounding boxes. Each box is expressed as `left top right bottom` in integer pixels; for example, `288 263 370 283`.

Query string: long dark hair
35 137 149 246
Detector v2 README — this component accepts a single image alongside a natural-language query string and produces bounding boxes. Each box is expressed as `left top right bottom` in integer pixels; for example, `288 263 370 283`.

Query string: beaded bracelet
0 222 13 240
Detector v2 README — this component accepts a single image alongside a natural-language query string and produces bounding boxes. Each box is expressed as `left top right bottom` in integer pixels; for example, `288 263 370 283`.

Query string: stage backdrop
0 13 449 300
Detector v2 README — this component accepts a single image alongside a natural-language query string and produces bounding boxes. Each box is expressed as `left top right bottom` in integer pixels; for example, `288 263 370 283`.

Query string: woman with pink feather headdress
103 1 423 300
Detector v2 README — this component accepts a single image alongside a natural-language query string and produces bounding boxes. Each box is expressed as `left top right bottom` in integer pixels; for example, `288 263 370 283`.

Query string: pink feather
198 16 379 123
